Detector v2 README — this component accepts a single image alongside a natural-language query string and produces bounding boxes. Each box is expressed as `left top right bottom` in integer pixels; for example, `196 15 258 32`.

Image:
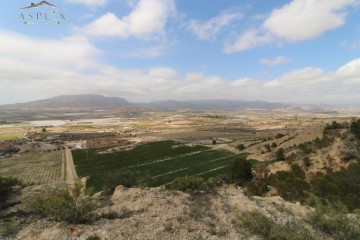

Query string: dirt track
65 147 78 185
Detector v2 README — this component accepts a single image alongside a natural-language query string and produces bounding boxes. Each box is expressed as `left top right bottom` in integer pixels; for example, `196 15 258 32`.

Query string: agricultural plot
0 150 65 185
72 140 256 192
73 140 209 177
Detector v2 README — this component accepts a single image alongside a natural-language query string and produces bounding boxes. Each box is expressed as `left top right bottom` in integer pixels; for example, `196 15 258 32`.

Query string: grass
0 135 19 141
0 150 64 185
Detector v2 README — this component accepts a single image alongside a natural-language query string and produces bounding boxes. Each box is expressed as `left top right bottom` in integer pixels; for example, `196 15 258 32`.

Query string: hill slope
0 94 130 110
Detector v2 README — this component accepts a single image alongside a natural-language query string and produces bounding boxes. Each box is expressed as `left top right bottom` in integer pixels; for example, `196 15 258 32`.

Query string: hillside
0 94 130 110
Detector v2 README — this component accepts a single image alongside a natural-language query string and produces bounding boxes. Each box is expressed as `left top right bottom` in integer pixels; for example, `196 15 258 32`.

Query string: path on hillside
65 147 78 185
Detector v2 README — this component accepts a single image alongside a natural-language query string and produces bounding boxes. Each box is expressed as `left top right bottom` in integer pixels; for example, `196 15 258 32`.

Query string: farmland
72 140 255 191
73 140 209 177
0 150 65 185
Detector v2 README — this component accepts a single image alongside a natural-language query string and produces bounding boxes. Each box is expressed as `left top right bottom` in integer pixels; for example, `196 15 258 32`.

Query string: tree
275 148 285 161
229 157 253 185
212 139 217 145
264 144 271 152
350 119 360 139
237 144 245 150
42 128 46 132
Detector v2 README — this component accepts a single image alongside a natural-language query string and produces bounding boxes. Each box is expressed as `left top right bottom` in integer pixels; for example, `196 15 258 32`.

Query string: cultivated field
0 150 65 185
73 141 255 191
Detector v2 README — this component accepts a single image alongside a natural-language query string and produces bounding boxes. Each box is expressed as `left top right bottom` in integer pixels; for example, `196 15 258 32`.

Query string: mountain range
0 94 340 112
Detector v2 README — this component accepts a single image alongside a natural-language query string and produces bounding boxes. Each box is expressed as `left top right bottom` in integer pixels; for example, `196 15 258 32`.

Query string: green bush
275 148 285 161
228 157 253 185
168 176 206 192
0 177 22 208
308 201 360 240
271 142 277 148
303 157 312 167
350 119 360 139
238 210 316 240
237 144 245 151
278 177 310 202
25 182 97 224
275 133 285 139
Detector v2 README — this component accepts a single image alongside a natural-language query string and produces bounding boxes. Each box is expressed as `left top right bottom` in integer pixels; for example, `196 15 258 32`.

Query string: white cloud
224 29 274 53
260 56 291 66
83 0 176 39
225 0 358 52
264 0 357 42
65 0 107 7
0 31 99 70
188 11 242 40
336 58 360 80
0 31 360 105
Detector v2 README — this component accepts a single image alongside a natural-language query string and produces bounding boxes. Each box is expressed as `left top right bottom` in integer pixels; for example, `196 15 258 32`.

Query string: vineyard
0 150 65 185
72 140 256 192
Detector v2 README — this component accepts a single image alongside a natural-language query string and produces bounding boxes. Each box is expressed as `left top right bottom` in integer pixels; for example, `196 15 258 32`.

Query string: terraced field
73 141 255 191
0 150 65 185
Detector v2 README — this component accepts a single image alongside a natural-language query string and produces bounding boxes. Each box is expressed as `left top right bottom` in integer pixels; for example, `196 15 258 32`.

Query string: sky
0 0 360 105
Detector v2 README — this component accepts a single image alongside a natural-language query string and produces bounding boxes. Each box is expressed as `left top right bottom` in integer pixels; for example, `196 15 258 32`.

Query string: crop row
0 150 64 184
73 140 209 177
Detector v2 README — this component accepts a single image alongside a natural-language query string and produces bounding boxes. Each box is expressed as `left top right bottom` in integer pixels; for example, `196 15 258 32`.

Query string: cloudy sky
0 0 360 105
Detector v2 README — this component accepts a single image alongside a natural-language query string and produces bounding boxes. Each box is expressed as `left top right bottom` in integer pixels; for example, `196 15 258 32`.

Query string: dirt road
65 147 78 185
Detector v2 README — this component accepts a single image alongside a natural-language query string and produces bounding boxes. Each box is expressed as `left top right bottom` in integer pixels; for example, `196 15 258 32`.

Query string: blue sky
0 0 359 104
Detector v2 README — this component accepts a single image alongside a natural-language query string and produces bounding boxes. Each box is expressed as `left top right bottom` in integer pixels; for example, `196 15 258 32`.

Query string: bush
350 119 360 139
212 139 217 145
168 176 206 192
308 201 360 240
25 182 97 224
264 144 271 152
275 133 285 139
277 177 310 202
303 157 311 167
238 210 315 240
228 157 253 185
0 177 22 208
275 148 285 161
271 142 277 148
237 144 245 151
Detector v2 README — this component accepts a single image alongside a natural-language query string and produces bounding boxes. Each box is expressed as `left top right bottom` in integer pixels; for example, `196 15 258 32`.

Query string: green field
73 140 256 191
0 150 65 185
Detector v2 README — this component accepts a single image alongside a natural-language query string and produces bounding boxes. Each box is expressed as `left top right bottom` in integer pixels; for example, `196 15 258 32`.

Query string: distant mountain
0 94 130 110
141 99 286 110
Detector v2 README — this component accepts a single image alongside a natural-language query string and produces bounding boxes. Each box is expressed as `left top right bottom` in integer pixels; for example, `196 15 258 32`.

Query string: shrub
238 210 315 240
271 142 277 148
168 176 206 192
275 133 285 139
0 177 22 208
303 157 312 167
212 139 217 145
290 164 305 179
308 202 360 240
25 182 97 224
264 144 271 152
275 148 285 161
237 144 245 151
278 177 310 202
350 119 360 139
228 157 253 185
